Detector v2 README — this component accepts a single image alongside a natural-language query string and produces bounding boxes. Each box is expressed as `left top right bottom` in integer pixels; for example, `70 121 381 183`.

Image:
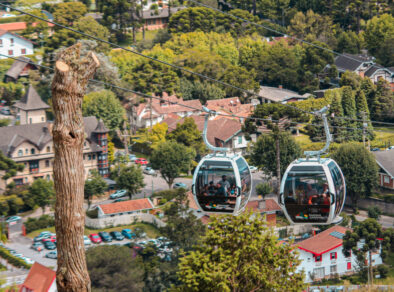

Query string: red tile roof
99 198 154 215
245 199 281 213
297 225 351 256
186 191 199 210
0 22 54 32
20 262 56 292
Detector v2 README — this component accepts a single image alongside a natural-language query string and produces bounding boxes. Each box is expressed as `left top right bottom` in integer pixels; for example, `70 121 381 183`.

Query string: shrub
377 264 388 278
255 183 272 199
25 215 55 234
367 206 382 220
0 246 31 269
152 188 185 201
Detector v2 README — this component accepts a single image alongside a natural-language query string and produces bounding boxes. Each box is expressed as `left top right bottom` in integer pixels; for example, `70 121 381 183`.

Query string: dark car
98 231 112 242
45 251 57 259
44 241 56 250
121 229 136 239
371 148 380 151
110 231 125 241
30 242 44 252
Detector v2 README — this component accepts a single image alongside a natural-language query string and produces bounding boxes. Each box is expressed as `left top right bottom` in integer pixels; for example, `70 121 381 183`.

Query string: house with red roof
0 28 34 59
296 225 382 282
245 199 282 225
19 262 56 292
97 198 154 218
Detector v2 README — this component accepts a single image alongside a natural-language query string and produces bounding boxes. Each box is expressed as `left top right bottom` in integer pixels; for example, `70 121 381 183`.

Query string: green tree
336 31 364 54
0 82 24 106
82 90 125 131
29 179 55 214
332 143 378 209
115 165 145 200
84 171 107 209
0 151 24 181
221 65 259 98
179 78 225 104
160 189 205 252
52 2 87 26
7 195 24 215
360 77 376 111
86 245 145 291
364 14 394 62
255 182 272 200
0 119 10 127
371 79 394 122
135 123 168 152
176 211 305 291
167 117 206 155
341 86 357 122
251 132 302 178
339 71 363 90
150 141 195 188
367 206 382 220
328 90 347 142
22 9 49 40
343 219 385 286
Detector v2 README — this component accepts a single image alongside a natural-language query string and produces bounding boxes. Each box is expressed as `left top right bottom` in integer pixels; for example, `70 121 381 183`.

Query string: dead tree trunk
51 43 99 292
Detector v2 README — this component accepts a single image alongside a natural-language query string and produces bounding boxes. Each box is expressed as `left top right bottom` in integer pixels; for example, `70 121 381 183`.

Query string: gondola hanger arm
202 106 230 154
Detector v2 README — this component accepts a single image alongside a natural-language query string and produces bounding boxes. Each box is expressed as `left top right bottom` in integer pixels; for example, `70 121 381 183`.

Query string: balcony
30 168 39 174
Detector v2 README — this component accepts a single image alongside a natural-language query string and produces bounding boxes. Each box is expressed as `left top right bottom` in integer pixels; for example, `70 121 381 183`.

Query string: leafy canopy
115 165 145 199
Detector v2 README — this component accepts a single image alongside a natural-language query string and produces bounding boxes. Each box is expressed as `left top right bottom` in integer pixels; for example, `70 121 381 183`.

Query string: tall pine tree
329 91 346 142
355 90 374 141
360 78 376 111
371 79 394 122
341 86 358 140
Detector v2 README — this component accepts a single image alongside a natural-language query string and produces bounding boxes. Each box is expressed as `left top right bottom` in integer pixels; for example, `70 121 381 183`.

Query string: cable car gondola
192 107 252 215
279 107 346 225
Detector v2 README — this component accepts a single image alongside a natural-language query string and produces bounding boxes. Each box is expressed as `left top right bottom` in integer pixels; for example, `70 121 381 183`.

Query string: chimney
278 85 283 89
258 199 266 210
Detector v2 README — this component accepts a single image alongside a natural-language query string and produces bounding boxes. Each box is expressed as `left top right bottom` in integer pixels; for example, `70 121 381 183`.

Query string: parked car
38 231 52 237
34 234 50 242
42 235 56 243
0 107 11 115
371 147 380 151
121 229 136 239
6 216 21 223
109 189 127 199
143 167 156 176
83 235 92 246
128 154 137 162
89 233 102 244
173 182 187 189
43 241 56 250
386 146 394 150
45 251 57 259
31 242 44 251
110 231 125 241
249 166 258 173
135 158 148 165
98 231 112 242
21 257 34 264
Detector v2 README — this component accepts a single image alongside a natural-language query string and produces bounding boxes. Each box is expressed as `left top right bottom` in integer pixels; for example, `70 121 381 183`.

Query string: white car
21 257 34 265
249 166 258 173
6 216 21 223
386 146 394 150
83 235 92 246
109 190 127 199
143 167 157 176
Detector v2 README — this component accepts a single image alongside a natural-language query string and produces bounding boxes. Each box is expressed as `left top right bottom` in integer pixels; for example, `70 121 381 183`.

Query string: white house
20 262 57 292
97 198 154 218
0 28 34 59
296 225 383 283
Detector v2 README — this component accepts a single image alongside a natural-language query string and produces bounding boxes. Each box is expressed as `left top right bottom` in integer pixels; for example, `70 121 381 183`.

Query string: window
10 38 14 46
45 160 50 167
17 150 23 157
29 118 32 124
238 136 242 144
25 149 28 154
346 250 352 258
13 178 23 185
29 160 39 173
21 48 26 55
330 265 337 274
46 146 50 152
330 252 337 260
88 155 91 160
92 155 96 159
313 267 325 279
46 175 50 181
315 255 322 262
8 50 13 56
384 175 390 184
347 262 352 270
30 148 35 155
41 116 44 122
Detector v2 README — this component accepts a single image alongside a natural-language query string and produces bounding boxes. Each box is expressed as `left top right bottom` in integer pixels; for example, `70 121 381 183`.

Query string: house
4 56 37 82
205 97 255 123
97 198 154 218
0 21 54 34
245 199 282 225
13 85 49 125
133 93 202 128
324 53 394 89
19 262 56 292
296 225 382 283
0 116 109 191
0 28 34 59
163 115 249 154
141 7 185 30
258 86 311 104
373 149 394 190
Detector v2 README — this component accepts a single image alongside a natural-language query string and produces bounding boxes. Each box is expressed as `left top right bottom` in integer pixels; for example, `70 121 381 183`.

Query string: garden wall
85 213 165 229
345 197 394 216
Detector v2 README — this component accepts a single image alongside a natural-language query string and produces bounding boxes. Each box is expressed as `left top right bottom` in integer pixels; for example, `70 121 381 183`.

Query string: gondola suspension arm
202 106 230 154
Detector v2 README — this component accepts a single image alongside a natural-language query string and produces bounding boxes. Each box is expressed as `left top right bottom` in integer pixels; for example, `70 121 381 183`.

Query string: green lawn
27 222 161 239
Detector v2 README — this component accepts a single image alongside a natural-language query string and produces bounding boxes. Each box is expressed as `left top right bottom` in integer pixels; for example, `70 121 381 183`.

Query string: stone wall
85 213 166 229
345 196 394 215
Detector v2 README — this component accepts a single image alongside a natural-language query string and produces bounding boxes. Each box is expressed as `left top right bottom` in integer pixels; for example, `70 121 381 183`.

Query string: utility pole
52 43 99 292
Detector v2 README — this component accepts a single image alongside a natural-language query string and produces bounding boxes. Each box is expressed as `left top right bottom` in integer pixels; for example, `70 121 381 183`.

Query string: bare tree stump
51 43 99 292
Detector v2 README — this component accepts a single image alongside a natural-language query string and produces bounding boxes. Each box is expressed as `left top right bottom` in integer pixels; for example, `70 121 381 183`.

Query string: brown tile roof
5 56 36 80
99 198 154 215
14 85 50 111
21 262 55 292
297 225 351 256
245 199 281 213
0 22 54 32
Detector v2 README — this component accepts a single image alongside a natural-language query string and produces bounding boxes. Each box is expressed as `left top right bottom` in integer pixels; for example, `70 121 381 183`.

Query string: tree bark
51 43 99 292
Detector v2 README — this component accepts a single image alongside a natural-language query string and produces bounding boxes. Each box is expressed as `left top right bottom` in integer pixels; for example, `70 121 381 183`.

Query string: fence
85 213 166 229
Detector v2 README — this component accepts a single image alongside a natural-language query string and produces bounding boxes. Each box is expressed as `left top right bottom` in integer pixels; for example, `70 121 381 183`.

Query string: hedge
25 214 55 234
0 246 32 269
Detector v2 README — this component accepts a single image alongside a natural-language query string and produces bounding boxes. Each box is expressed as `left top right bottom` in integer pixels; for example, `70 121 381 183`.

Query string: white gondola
192 107 252 215
279 107 346 225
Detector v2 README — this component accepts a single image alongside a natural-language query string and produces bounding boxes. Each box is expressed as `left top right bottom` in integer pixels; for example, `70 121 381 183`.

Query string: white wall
0 32 33 59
